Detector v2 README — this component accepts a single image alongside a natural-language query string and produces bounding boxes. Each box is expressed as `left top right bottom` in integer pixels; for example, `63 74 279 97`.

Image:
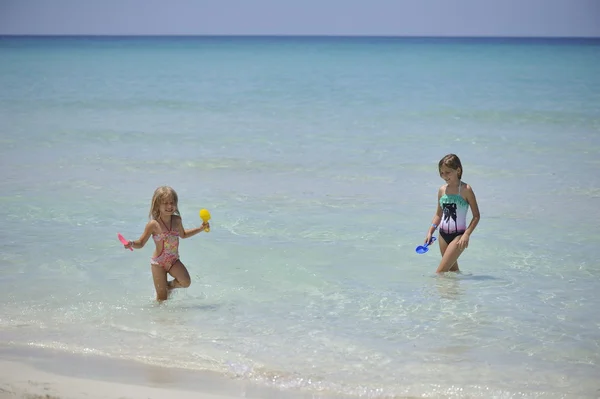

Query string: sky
0 0 599 37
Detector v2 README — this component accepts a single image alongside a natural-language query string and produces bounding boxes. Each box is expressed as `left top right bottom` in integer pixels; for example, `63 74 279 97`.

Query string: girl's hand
125 241 134 250
457 234 470 250
201 222 210 231
424 234 433 245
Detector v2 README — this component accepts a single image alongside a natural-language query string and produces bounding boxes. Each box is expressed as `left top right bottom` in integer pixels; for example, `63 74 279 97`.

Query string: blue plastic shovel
415 237 436 254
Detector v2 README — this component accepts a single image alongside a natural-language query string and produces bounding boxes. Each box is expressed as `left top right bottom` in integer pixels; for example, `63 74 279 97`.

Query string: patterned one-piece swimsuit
438 181 470 244
151 218 180 272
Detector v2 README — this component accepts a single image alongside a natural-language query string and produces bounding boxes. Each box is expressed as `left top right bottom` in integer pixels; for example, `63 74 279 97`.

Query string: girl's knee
180 277 191 288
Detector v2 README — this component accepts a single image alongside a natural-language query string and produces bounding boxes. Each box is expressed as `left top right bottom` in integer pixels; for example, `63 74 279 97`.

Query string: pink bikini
151 218 180 272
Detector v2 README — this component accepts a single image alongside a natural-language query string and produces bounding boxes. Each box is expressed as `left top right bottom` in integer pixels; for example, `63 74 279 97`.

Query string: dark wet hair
438 154 463 179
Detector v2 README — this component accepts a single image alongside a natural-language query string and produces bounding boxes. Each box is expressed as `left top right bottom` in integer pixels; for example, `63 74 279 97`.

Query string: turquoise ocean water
1 36 599 398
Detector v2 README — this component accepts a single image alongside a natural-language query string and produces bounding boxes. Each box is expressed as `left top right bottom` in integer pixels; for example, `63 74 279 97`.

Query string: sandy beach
0 345 326 399
0 360 229 399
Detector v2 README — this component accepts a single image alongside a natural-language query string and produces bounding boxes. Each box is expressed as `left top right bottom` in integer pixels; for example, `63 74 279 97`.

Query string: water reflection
435 273 464 300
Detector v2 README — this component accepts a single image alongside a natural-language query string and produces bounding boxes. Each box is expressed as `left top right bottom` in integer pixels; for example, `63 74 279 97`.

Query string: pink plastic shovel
117 233 133 251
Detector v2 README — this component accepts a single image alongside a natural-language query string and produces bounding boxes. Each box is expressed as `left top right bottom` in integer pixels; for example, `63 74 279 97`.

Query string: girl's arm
128 220 156 249
425 187 443 242
463 184 480 237
175 216 208 239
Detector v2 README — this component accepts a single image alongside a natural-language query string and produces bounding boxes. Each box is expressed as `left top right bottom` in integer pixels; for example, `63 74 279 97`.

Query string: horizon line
1 33 599 40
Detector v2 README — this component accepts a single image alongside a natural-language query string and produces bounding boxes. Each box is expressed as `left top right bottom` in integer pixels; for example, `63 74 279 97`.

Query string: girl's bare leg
437 235 462 273
167 260 191 290
151 264 169 301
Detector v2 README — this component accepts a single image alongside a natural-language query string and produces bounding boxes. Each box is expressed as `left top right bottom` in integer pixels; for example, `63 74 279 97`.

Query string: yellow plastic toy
199 209 211 233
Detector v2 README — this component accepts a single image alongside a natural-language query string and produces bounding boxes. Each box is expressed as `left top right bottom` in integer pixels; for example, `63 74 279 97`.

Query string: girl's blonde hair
149 186 180 220
438 154 463 179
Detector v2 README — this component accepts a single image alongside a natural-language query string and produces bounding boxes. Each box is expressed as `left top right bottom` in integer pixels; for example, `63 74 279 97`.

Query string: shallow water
1 36 599 398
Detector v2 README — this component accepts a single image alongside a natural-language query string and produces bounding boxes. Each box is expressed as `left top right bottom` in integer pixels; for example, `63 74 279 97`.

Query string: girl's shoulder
437 184 446 200
172 214 183 225
146 219 161 234
461 181 474 193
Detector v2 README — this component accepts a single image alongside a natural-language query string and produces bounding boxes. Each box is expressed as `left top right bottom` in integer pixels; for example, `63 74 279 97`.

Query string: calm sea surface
1 36 599 398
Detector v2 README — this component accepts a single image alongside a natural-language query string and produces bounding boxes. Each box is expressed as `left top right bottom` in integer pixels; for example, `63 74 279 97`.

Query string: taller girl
424 154 481 273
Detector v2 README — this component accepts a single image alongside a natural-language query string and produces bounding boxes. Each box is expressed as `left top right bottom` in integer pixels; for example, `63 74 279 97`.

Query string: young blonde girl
424 154 481 273
124 186 209 300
